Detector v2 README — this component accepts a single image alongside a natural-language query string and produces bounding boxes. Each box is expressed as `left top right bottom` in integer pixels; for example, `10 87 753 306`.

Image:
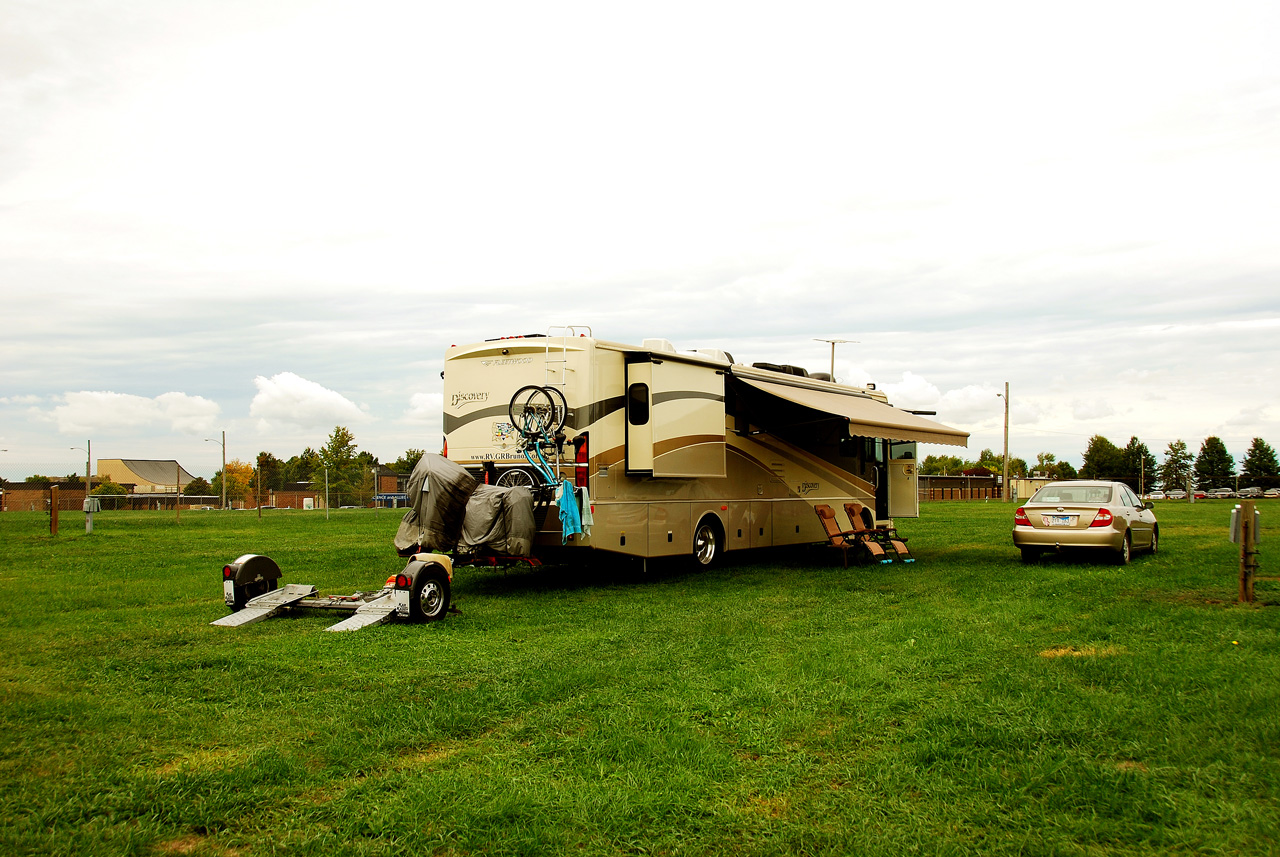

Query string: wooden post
50 485 59 535
1239 500 1258 603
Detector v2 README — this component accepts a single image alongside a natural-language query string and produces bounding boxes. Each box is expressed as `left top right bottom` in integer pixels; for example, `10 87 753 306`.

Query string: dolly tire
410 568 451 622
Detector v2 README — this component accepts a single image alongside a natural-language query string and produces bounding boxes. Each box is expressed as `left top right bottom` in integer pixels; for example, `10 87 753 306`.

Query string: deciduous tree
392 449 425 473
184 476 213 495
213 459 254 504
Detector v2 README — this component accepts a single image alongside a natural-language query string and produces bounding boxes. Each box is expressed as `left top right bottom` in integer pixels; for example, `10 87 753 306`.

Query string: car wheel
1116 532 1131 565
692 516 723 568
1149 528 1159 555
1019 547 1042 564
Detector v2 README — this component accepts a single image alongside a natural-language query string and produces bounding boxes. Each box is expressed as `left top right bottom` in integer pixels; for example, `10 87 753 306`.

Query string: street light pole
205 431 226 509
70 440 92 533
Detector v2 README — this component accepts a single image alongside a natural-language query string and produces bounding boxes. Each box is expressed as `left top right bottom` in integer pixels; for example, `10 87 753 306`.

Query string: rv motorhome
441 328 968 566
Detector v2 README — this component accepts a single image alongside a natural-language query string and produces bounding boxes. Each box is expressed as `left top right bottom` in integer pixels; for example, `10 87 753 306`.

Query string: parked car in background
1013 480 1158 564
1167 489 1187 500
1237 487 1264 498
1146 490 1166 500
1264 488 1280 498
1206 488 1235 499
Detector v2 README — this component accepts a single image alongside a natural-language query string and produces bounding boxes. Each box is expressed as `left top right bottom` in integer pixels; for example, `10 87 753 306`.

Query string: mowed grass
1 501 1277 856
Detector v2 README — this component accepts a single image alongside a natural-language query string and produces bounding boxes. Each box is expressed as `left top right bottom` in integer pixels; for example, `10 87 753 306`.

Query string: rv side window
627 383 650 425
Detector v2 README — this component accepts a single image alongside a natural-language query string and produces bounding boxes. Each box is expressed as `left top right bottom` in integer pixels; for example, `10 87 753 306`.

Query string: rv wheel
409 567 452 622
692 517 723 568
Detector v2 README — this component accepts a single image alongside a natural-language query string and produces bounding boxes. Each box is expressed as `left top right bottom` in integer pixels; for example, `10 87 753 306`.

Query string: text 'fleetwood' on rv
440 326 969 566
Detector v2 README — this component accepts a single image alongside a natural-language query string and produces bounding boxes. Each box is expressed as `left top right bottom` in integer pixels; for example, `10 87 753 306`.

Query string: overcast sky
2 0 1278 481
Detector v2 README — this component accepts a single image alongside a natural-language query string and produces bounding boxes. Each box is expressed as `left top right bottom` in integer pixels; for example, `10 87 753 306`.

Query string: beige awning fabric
739 377 969 447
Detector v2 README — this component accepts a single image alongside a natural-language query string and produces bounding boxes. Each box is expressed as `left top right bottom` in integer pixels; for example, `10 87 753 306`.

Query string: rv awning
738 377 969 447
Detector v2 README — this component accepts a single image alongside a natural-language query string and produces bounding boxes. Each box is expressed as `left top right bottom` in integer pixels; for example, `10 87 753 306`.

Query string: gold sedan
1012 480 1158 564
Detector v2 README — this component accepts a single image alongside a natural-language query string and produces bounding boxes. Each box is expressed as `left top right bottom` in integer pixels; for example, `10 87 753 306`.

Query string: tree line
7 427 427 508
921 435 1280 494
195 426 426 507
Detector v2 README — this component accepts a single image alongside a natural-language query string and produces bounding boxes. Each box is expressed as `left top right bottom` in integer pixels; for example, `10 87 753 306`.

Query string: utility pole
997 383 1010 501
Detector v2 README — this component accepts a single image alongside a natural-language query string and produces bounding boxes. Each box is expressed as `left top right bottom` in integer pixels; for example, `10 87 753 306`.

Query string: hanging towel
579 484 594 536
557 479 582 543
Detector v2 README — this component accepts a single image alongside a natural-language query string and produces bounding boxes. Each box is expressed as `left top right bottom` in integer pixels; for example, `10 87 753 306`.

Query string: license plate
1043 515 1076 527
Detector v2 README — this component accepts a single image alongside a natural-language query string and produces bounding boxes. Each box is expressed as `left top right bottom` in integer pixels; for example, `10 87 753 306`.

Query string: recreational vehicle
441 328 969 566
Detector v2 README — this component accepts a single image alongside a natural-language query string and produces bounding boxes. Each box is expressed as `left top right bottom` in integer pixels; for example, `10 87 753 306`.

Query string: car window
1031 485 1112 504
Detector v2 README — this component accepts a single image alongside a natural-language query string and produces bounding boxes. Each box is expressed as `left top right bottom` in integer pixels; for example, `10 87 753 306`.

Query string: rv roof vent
752 362 786 373
811 372 833 381
780 365 809 377
692 348 732 364
642 338 677 353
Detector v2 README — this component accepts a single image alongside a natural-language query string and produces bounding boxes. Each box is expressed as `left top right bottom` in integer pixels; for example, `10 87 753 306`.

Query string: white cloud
881 372 942 411
403 392 443 424
49 391 219 435
1072 399 1117 421
937 384 1006 427
249 372 366 429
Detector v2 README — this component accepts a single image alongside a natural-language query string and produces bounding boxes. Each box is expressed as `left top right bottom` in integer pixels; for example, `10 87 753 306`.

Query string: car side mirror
1144 501 1154 511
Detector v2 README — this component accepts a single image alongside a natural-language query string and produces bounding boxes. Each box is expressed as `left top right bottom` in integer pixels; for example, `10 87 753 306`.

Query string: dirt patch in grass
155 746 247 776
1115 760 1148 774
1038 645 1127 658
154 833 242 856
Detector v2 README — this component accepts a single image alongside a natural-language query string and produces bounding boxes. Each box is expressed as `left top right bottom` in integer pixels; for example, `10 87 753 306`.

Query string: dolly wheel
410 569 451 622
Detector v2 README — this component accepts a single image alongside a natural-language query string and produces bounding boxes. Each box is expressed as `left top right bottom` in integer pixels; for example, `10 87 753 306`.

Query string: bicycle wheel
509 385 567 438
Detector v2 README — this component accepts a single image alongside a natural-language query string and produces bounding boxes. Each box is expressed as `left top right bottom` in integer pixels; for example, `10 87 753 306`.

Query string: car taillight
1014 507 1030 526
223 565 235 580
1090 508 1114 527
395 573 412 588
573 432 589 489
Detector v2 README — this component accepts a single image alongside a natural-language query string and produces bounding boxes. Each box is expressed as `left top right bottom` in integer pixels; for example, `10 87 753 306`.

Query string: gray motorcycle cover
394 454 478 553
395 454 536 556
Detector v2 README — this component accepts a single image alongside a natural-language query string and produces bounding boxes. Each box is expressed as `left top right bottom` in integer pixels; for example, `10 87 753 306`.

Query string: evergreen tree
1120 437 1158 493
1159 440 1193 492
1240 437 1279 489
1080 435 1124 479
1193 436 1235 489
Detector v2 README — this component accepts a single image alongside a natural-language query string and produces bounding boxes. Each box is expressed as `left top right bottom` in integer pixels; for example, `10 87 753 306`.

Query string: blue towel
557 479 582 543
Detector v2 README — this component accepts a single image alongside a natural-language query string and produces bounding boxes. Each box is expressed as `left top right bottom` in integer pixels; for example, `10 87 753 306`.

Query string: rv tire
692 516 723 568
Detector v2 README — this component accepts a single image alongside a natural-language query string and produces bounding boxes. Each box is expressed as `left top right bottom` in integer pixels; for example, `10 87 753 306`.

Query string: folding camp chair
814 504 890 566
844 502 913 562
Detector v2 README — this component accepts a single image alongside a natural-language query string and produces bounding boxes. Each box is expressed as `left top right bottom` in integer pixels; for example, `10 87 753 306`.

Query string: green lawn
1 501 1277 856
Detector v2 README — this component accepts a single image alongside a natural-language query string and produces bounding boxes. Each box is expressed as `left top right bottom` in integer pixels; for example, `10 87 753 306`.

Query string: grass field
1 500 1278 856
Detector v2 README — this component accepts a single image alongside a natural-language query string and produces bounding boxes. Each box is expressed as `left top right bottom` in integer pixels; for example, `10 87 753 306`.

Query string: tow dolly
210 553 454 632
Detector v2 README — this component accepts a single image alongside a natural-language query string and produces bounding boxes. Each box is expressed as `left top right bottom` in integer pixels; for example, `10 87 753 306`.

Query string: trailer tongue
211 553 454 632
